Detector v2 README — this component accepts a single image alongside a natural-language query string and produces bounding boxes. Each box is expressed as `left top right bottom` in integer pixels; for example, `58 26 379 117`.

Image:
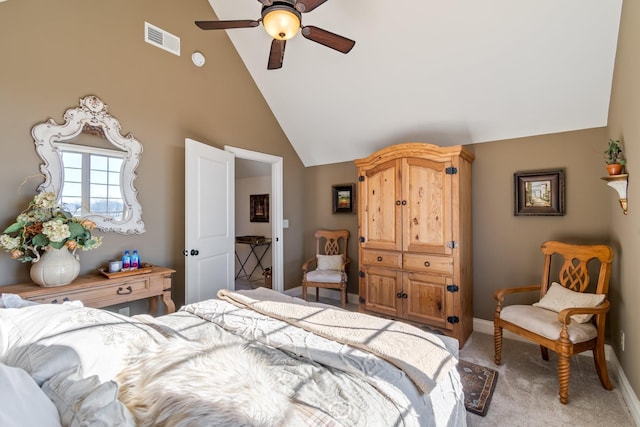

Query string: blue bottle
122 250 131 271
131 250 140 270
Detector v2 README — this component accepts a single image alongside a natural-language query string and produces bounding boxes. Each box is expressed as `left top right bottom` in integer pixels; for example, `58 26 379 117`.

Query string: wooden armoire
355 142 474 347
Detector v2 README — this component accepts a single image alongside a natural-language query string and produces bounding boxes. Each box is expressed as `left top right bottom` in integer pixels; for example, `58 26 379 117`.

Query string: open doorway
234 158 272 290
225 146 284 293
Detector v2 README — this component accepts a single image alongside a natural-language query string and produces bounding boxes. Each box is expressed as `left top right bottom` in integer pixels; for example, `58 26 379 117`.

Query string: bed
0 288 466 427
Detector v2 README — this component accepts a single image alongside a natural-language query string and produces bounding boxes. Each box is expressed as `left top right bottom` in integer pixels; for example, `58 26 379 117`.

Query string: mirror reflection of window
58 143 125 220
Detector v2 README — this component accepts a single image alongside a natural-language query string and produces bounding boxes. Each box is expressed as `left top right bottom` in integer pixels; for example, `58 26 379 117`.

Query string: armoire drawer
361 250 402 269
403 253 453 275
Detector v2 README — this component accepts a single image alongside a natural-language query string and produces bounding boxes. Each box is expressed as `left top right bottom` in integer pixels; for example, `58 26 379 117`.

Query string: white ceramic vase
30 246 80 287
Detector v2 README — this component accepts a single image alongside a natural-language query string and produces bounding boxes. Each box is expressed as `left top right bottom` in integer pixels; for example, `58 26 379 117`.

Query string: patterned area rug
457 359 499 416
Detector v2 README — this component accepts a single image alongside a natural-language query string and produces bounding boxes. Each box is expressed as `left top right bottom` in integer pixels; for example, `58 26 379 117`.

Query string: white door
185 138 234 304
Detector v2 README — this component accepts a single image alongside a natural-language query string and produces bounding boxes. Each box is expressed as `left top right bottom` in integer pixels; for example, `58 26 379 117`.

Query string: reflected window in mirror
58 143 125 220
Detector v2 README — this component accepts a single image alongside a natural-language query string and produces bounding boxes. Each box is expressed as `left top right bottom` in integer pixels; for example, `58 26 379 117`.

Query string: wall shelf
601 174 628 215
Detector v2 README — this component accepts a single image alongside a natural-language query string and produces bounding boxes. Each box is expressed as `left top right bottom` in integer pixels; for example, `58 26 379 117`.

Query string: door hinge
446 241 458 249
359 236 365 243
447 316 460 324
358 175 365 182
446 284 459 293
359 296 366 304
359 271 365 278
445 166 458 175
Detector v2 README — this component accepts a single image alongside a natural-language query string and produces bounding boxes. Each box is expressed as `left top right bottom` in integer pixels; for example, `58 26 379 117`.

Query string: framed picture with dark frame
250 194 269 222
332 183 356 214
514 169 565 216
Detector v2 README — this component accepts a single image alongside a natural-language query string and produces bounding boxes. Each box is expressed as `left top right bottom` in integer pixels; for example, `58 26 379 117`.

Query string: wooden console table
1 266 176 315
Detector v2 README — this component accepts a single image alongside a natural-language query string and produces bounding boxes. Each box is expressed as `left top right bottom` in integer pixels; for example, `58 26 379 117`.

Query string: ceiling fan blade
268 39 286 70
195 20 260 30
257 0 274 5
301 26 355 54
295 0 329 13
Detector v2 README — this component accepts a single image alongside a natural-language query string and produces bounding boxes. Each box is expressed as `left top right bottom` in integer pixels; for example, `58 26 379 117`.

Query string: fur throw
117 337 293 427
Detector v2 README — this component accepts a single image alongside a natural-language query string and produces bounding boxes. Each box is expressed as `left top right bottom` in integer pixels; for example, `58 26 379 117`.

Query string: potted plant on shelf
604 139 626 176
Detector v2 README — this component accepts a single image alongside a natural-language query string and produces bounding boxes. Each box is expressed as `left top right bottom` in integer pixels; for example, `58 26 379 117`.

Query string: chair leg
593 345 613 390
540 345 549 361
316 287 320 302
494 322 503 365
302 283 307 301
340 286 347 308
557 353 571 404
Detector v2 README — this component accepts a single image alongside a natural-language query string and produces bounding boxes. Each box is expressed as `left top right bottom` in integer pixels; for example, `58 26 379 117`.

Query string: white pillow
0 363 61 427
0 293 39 308
316 254 343 270
0 303 168 384
42 366 135 427
533 282 605 323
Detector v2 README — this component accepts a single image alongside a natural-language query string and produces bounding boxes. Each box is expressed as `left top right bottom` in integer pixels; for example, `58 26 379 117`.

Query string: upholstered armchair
493 240 613 404
302 229 350 307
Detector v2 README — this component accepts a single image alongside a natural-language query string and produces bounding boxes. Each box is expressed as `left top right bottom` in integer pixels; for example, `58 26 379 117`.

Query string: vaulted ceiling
205 1 623 167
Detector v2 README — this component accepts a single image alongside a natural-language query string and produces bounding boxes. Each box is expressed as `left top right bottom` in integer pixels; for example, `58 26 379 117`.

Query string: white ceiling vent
144 22 180 56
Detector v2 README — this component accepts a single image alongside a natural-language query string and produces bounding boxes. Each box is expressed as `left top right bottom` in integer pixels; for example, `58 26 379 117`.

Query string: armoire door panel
402 157 453 254
360 160 402 251
403 272 451 329
361 266 402 317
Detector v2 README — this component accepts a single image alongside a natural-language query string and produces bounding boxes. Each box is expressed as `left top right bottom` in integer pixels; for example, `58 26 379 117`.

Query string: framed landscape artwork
332 183 356 214
514 169 565 216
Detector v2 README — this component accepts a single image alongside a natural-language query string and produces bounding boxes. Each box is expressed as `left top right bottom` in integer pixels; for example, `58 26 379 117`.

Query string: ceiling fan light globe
262 8 300 40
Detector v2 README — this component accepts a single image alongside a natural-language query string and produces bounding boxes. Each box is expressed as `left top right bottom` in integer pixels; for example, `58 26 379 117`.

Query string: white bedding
0 290 466 427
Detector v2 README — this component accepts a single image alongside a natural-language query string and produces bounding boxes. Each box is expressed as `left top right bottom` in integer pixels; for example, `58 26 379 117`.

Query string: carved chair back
314 229 349 262
539 241 613 299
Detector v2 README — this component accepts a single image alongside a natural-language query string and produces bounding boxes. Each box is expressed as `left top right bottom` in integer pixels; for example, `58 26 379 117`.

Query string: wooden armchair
302 230 350 307
493 241 613 404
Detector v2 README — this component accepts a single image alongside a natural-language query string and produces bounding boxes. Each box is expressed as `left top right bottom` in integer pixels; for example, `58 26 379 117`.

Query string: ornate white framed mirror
32 95 145 234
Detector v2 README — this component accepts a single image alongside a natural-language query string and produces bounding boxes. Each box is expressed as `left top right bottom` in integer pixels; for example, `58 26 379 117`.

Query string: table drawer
29 278 151 307
83 278 152 307
361 250 402 269
403 253 453 275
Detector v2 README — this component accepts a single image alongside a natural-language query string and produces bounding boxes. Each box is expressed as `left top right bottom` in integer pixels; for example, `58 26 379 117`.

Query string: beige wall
607 0 640 400
303 162 358 294
0 0 307 305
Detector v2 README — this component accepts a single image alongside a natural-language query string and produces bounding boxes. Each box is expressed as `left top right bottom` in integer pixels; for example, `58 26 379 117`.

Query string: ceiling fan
196 0 355 70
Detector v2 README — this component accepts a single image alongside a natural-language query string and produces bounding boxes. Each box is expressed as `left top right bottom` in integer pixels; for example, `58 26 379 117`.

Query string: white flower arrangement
0 192 103 262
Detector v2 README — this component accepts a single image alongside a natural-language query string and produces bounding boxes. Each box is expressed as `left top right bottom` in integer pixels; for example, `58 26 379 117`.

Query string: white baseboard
474 317 640 425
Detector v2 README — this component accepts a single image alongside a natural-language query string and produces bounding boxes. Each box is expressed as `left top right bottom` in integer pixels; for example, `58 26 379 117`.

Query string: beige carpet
460 332 635 426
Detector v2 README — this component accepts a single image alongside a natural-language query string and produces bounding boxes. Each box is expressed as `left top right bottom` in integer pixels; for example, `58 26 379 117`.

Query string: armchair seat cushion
500 305 597 343
305 269 345 284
